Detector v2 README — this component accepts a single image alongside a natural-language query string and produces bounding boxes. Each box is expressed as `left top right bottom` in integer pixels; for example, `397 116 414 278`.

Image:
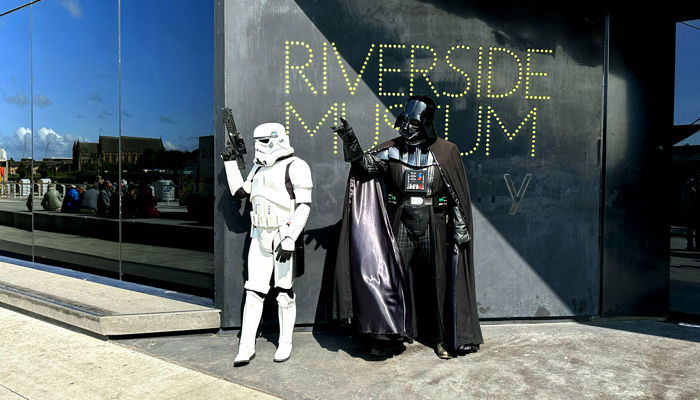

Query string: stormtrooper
222 122 312 366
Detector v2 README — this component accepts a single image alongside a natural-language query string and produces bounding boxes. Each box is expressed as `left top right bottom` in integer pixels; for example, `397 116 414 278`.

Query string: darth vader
333 95 483 359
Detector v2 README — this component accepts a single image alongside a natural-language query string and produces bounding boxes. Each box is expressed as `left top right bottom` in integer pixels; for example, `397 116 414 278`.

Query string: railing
0 181 71 199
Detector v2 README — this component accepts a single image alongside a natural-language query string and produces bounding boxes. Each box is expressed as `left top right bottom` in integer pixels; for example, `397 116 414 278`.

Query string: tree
37 162 51 179
16 163 28 179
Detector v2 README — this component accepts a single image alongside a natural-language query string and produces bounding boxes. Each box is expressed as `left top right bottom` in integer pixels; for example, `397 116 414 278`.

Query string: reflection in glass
120 0 215 297
0 7 32 260
669 20 700 318
31 0 120 278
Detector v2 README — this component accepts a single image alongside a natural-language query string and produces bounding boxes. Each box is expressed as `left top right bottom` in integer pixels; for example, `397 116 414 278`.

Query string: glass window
31 0 120 278
0 7 32 260
120 0 215 297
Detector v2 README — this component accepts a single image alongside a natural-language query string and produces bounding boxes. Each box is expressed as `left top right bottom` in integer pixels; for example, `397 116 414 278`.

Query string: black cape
334 137 483 348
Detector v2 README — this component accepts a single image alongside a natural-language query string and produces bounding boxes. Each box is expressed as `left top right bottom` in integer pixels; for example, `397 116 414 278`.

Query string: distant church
72 136 165 171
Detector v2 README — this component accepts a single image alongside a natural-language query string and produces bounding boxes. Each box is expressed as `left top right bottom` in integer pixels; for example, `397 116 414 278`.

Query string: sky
0 0 213 161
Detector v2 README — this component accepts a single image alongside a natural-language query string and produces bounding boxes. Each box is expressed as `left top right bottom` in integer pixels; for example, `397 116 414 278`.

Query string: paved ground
0 306 275 400
114 320 700 400
9 300 700 400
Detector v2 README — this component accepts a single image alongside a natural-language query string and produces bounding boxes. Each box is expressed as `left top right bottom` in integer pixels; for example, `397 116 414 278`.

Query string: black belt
387 194 448 208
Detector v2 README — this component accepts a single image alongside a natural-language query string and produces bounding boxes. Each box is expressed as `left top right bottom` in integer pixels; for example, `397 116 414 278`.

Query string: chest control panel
404 170 428 194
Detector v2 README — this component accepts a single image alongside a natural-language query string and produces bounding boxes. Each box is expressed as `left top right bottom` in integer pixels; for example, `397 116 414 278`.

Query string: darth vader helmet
394 95 437 145
253 123 294 166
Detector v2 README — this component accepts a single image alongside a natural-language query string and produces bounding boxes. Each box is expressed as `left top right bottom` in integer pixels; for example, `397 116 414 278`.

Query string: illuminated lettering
285 102 346 150
441 104 450 141
483 105 538 157
285 41 317 95
281 40 551 159
322 42 328 95
381 103 404 132
525 49 552 100
477 46 483 98
378 44 406 97
410 45 439 97
487 47 522 98
443 45 470 98
331 42 375 96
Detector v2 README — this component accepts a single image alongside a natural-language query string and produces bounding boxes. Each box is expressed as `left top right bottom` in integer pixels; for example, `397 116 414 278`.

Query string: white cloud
60 0 83 18
163 141 179 151
0 127 32 160
37 127 87 158
0 126 91 160
15 127 31 143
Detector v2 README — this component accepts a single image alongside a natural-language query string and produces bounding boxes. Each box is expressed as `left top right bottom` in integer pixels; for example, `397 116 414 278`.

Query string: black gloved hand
452 206 471 249
331 117 358 144
332 117 365 163
220 145 234 161
275 242 293 263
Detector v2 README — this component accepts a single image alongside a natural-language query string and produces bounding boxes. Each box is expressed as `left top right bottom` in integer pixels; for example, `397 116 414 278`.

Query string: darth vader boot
274 292 296 362
370 338 405 357
234 291 265 366
435 342 454 360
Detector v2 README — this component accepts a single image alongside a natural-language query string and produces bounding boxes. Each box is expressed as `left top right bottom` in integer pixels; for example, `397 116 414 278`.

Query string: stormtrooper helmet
394 95 438 145
253 123 294 166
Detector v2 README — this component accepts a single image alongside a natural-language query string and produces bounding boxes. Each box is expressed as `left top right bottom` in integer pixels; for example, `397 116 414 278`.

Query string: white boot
274 292 296 362
234 291 265 366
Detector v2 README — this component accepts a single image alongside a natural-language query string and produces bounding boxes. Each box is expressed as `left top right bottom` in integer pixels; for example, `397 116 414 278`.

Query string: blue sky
0 0 213 160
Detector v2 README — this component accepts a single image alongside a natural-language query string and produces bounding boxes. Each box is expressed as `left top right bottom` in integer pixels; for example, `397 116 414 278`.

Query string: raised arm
332 117 387 175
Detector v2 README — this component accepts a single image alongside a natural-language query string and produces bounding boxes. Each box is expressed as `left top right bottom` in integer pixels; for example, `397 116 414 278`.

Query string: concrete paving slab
0 259 219 335
0 385 25 400
0 307 274 400
116 321 700 400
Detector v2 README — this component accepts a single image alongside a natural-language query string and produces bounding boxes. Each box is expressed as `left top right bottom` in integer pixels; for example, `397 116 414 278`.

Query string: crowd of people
27 176 161 219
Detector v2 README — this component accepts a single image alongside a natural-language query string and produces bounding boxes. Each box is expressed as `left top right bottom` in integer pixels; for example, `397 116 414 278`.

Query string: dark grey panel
218 0 604 326
600 9 674 317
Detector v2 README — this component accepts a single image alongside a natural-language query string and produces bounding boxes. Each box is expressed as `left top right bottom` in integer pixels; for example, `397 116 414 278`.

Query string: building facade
0 1 698 330
72 136 165 170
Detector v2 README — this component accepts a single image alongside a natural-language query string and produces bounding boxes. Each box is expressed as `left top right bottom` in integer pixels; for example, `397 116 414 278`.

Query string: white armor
224 122 312 365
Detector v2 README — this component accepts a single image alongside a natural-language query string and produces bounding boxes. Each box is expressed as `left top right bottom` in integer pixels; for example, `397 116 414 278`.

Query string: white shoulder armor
288 157 312 203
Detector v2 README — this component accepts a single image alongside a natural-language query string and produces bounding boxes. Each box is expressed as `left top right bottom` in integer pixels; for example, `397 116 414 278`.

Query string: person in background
25 193 33 212
122 184 137 218
135 183 159 218
62 185 84 213
41 183 63 211
79 184 99 214
682 170 700 250
97 180 113 216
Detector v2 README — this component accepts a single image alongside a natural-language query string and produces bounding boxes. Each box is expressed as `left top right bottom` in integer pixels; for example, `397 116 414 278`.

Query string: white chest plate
249 157 296 227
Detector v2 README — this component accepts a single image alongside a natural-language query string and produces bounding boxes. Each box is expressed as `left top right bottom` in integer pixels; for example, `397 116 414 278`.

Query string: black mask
394 95 437 145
